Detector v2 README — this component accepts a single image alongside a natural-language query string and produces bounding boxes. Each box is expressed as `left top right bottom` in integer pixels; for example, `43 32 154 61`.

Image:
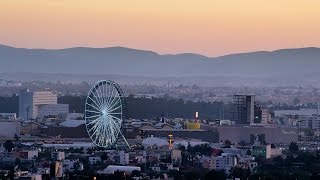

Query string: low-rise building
19 150 39 162
89 156 102 165
52 151 65 161
201 153 237 173
252 144 271 159
118 151 129 165
97 165 141 175
0 119 20 137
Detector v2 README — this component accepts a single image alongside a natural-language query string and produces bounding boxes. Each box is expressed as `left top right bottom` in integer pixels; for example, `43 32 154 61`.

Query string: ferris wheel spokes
85 80 129 148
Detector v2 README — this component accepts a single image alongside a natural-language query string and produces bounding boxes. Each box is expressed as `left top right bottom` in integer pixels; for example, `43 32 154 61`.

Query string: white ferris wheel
85 80 129 148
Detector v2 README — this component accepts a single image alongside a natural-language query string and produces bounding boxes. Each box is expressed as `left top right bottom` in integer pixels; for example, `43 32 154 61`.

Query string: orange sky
1 0 320 56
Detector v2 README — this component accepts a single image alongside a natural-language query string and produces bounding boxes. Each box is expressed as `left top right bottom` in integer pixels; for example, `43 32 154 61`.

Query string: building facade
19 89 68 119
233 95 255 124
0 119 20 137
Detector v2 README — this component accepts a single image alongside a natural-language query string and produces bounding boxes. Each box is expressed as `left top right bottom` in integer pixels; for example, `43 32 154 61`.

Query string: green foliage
167 170 182 180
255 151 320 179
229 167 250 179
289 142 299 153
87 148 93 154
187 144 212 156
58 95 233 119
204 170 226 180
131 170 141 177
3 140 14 152
224 139 231 146
239 140 247 146
223 139 231 148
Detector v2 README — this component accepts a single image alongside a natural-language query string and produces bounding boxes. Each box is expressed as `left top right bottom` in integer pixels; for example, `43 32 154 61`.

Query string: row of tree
0 95 236 120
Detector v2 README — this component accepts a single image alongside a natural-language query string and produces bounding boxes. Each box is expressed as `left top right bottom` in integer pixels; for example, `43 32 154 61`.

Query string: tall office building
233 95 255 124
19 89 68 120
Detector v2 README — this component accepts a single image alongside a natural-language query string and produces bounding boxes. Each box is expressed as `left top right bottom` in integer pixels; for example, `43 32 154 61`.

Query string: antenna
223 107 225 120
317 102 319 130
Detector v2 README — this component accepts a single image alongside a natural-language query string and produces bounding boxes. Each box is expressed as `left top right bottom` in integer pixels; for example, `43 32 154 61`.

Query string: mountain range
1 44 320 86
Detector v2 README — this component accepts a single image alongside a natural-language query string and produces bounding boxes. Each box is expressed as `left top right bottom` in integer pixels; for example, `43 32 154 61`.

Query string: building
19 89 69 120
261 109 272 124
299 114 320 129
274 109 320 129
62 160 83 173
201 153 237 173
89 156 102 165
253 106 272 125
0 119 20 137
19 150 39 162
171 150 182 165
18 174 42 180
118 151 129 165
20 121 45 135
41 123 88 138
52 151 65 161
233 95 255 124
37 104 69 117
50 161 63 178
252 145 272 159
217 126 298 144
215 153 237 172
186 122 201 129
140 123 219 143
0 113 17 119
0 79 22 87
97 165 141 175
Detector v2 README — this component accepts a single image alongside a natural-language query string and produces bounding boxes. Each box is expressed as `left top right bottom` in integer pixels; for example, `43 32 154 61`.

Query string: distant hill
1 44 320 86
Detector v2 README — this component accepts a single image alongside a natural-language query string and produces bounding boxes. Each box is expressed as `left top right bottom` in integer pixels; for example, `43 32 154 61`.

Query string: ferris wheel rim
84 80 125 147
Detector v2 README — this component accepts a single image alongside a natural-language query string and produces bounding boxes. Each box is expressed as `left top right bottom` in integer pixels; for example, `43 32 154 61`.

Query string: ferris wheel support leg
119 131 131 150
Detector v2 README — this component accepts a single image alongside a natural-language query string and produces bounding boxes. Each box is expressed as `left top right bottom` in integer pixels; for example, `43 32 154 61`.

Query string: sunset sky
1 0 320 56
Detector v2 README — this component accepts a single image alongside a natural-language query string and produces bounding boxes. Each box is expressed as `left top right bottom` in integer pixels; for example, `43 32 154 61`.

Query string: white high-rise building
19 89 69 120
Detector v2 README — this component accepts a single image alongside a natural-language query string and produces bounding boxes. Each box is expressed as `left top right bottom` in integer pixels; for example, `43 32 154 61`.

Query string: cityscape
1 0 320 180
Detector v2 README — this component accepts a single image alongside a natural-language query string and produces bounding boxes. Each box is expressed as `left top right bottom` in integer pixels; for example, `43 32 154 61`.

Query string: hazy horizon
1 0 320 56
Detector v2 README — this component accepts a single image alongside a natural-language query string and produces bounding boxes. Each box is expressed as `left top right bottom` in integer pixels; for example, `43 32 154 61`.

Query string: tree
239 140 247 146
204 170 226 180
131 170 141 178
289 142 299 153
224 139 231 148
230 167 250 179
14 134 21 151
87 148 93 154
293 97 300 105
4 140 14 152
168 170 182 180
14 158 21 167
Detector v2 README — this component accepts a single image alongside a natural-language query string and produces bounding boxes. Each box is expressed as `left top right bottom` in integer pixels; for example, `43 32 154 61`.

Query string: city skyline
1 0 320 56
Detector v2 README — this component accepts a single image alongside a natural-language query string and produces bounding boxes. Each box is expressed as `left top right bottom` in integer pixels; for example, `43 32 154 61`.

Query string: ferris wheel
85 80 129 148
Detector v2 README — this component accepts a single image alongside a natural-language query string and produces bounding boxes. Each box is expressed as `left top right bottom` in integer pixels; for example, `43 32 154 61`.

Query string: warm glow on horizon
1 0 320 56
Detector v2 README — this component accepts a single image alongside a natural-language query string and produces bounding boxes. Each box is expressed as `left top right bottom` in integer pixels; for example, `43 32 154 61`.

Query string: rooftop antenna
317 102 319 130
223 107 225 120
